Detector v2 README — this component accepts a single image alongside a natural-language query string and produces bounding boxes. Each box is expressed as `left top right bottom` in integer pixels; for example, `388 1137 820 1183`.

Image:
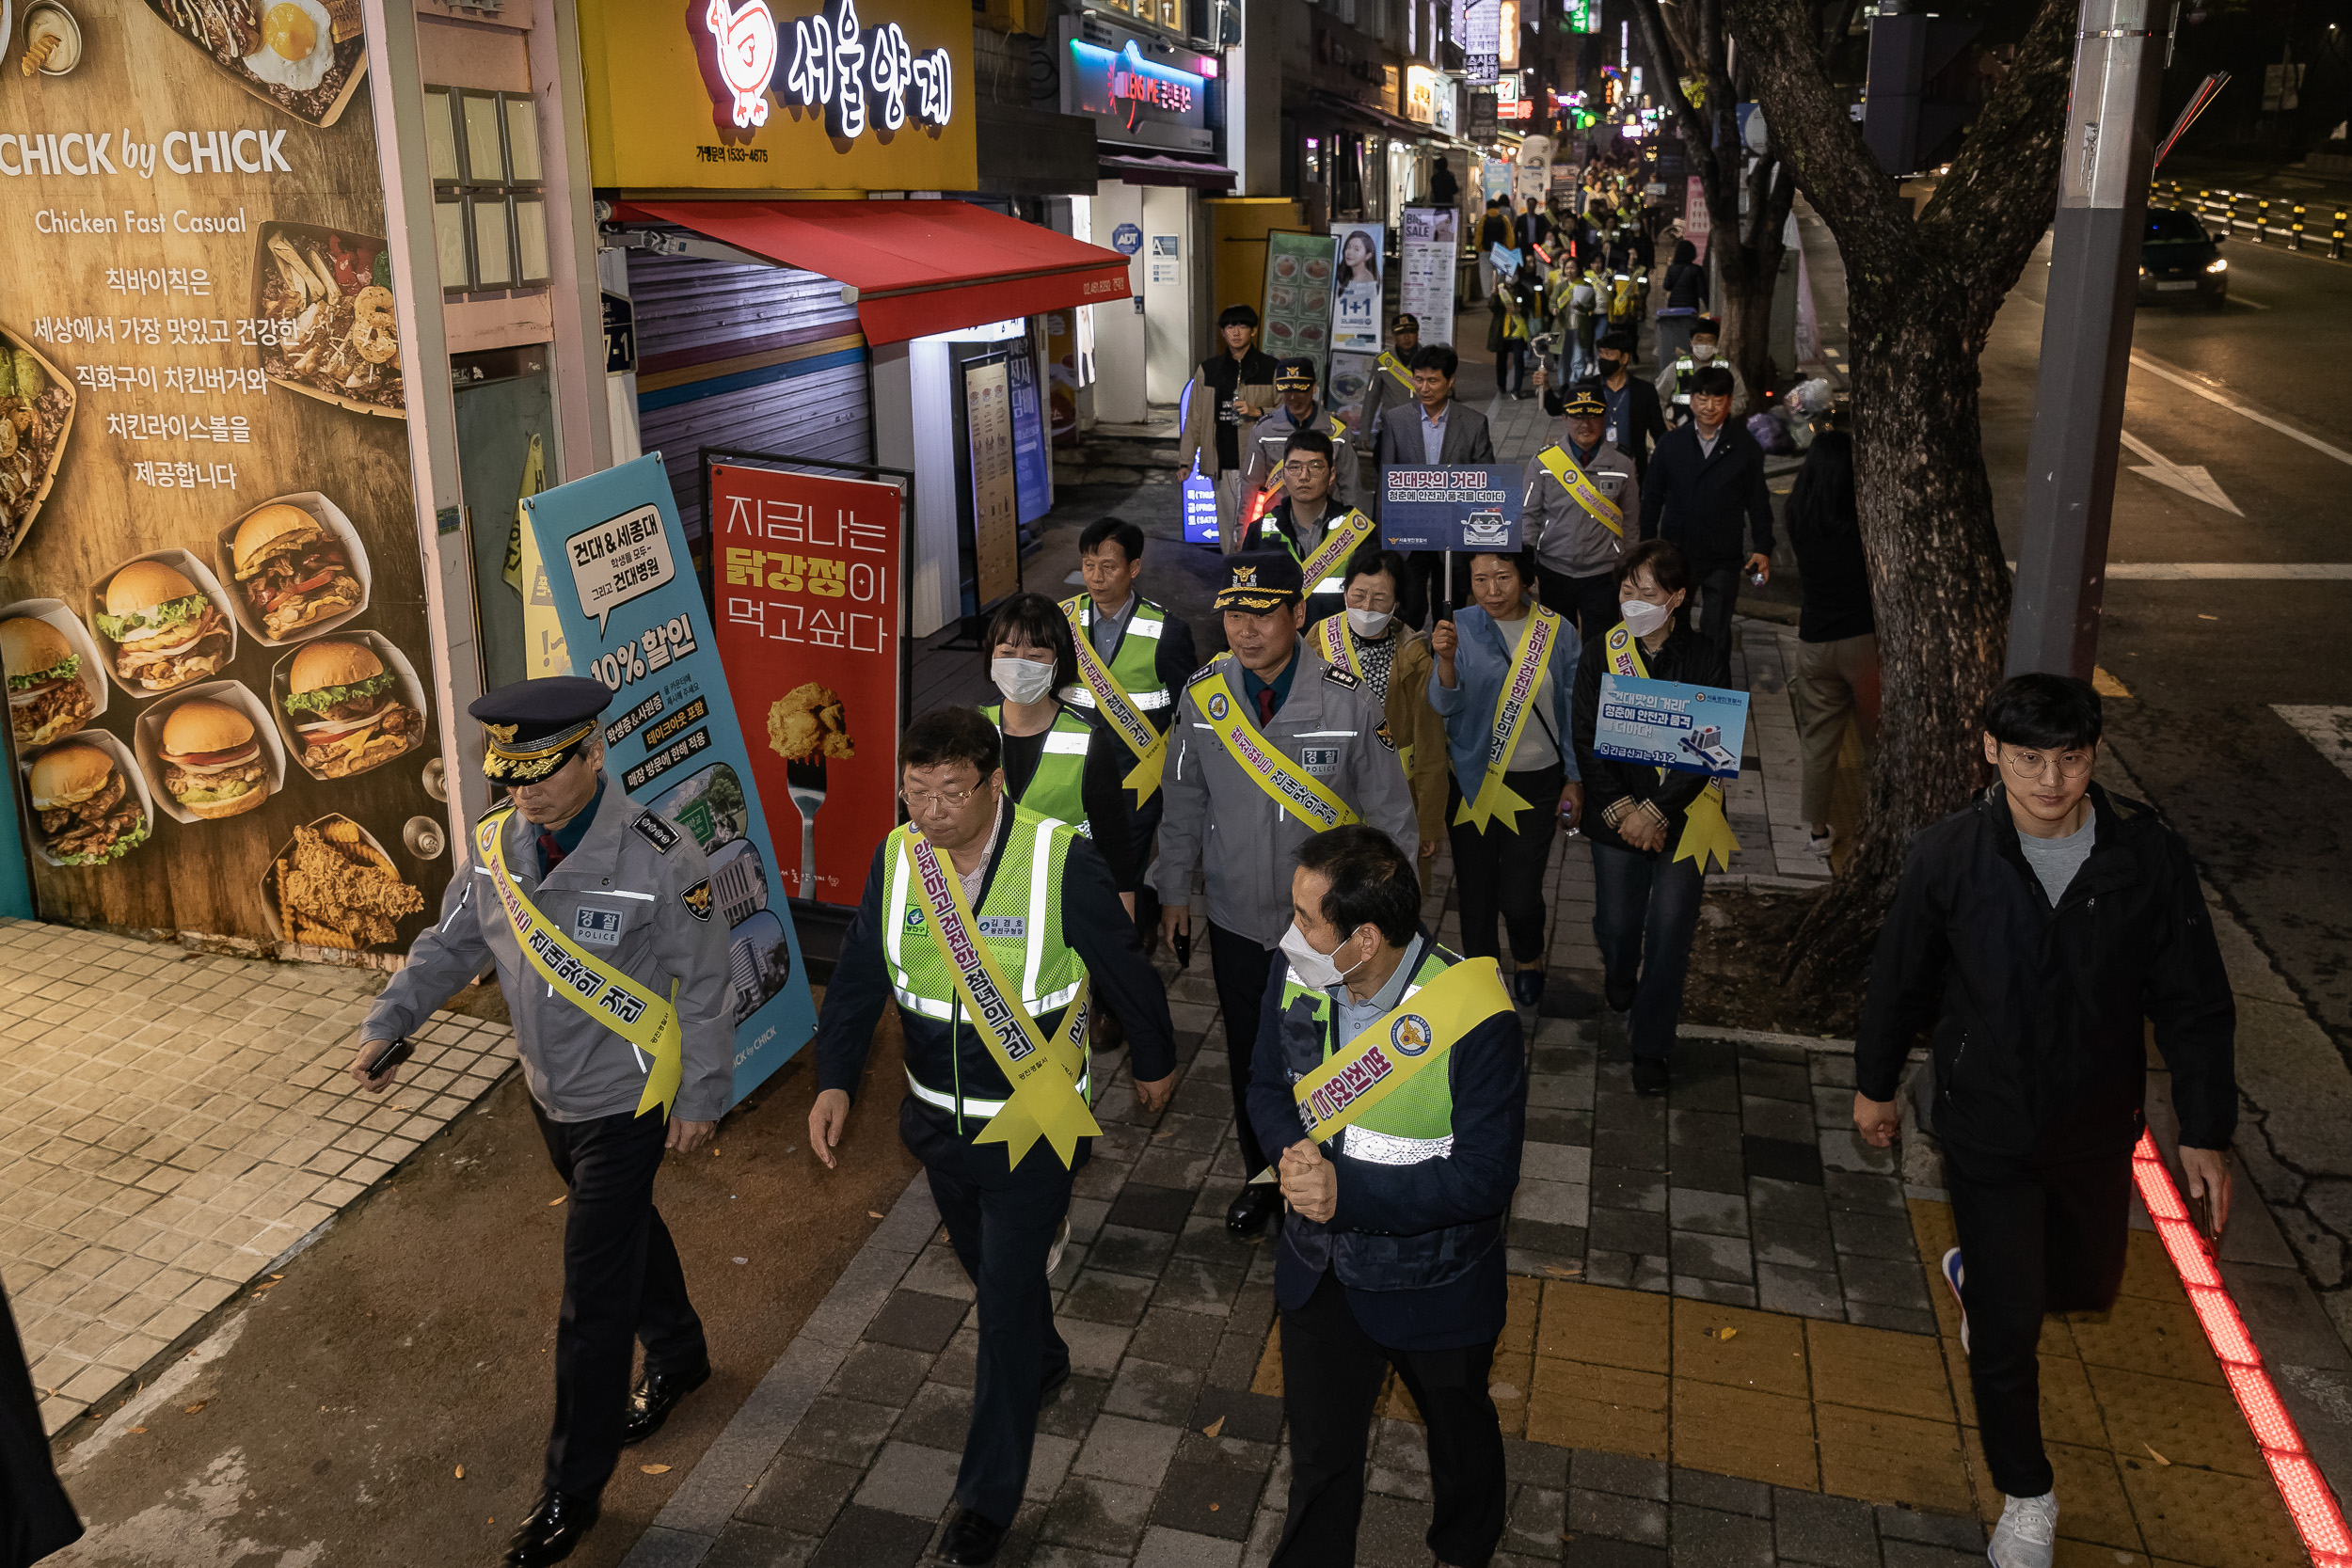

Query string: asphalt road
1981 220 2352 1306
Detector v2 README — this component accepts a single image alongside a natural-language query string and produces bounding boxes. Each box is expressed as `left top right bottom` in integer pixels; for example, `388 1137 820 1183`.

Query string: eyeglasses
901 784 983 813
1998 748 2095 781
1283 459 1331 479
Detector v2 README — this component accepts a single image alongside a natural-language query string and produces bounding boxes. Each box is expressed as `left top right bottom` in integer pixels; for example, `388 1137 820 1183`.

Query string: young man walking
1853 673 2236 1568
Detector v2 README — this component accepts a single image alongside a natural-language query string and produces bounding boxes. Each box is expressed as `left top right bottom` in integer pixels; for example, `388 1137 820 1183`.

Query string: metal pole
2006 0 2174 679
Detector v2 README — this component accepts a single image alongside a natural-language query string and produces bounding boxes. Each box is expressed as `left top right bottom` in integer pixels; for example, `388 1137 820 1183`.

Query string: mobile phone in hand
1173 928 1192 971
2186 1185 2219 1247
364 1039 414 1083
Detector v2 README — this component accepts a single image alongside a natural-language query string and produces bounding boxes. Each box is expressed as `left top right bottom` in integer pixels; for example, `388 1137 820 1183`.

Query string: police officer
1248 429 1377 629
1348 312 1421 461
1152 551 1418 1236
350 677 733 1568
1248 827 1526 1568
1524 379 1642 636
1655 316 1749 428
1244 356 1360 510
809 706 1177 1567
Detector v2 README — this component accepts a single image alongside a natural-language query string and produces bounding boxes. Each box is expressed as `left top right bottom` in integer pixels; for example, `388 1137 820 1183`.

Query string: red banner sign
710 463 902 909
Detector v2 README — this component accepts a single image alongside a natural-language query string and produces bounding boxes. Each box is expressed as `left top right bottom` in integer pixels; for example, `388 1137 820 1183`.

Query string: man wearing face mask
1523 381 1641 638
1152 552 1419 1236
1304 548 1449 896
1248 428 1376 630
1541 328 1664 481
1247 827 1525 1568
1656 317 1749 429
1245 357 1360 511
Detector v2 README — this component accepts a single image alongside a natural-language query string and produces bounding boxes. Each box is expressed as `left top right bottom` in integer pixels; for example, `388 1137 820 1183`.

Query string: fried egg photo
244 0 334 91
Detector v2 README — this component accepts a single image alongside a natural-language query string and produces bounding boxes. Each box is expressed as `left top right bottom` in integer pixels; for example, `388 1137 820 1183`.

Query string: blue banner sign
1593 673 1750 780
521 453 818 1107
1378 466 1523 551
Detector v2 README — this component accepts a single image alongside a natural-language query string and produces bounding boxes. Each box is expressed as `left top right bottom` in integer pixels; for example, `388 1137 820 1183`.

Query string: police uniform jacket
366 774 737 1124
1522 437 1640 580
1349 360 1415 459
1148 649 1419 948
1244 928 1526 1349
814 803 1176 1134
1242 406 1359 508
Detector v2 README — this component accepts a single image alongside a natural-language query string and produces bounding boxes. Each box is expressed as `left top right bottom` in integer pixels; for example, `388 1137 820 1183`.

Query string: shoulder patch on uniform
631 812 682 853
681 879 713 922
1374 719 1396 752
1188 657 1225 687
1322 665 1362 689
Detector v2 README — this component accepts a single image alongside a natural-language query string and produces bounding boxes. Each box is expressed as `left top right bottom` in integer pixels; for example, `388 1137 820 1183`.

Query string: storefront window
427 84 548 295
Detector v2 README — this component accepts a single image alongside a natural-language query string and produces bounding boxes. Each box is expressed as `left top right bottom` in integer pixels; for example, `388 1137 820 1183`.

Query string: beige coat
1303 618 1450 877
1178 372 1279 479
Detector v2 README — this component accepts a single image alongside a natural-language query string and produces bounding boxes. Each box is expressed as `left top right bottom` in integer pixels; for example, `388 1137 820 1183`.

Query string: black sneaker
1630 1058 1669 1097
1604 974 1637 1012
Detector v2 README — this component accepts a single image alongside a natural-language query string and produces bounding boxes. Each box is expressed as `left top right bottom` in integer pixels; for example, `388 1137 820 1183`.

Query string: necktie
539 832 567 876
1256 687 1277 725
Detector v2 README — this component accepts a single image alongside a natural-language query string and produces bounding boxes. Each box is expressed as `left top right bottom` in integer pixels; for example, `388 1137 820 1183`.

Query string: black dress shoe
939 1507 1009 1565
1511 969 1546 1008
621 1361 710 1448
1041 1358 1072 1400
1631 1058 1670 1097
1226 1184 1280 1236
503 1490 599 1567
1605 974 1638 1012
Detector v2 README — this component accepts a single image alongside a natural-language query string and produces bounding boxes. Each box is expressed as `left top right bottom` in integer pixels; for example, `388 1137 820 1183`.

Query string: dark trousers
1446 764 1565 965
530 1101 707 1499
900 1099 1077 1526
1589 841 1706 1062
1534 562 1623 641
1690 564 1741 653
1941 1140 2134 1499
1272 1273 1507 1568
1208 919 1279 1178
1496 344 1527 395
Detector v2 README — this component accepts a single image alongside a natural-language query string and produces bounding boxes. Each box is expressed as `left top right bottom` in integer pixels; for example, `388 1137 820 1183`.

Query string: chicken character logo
705 0 777 128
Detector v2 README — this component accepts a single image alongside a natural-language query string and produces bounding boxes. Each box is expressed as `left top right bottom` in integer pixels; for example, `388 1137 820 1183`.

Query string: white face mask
991 657 1056 705
1280 919 1369 991
1345 606 1394 638
1692 342 1717 362
1621 598 1674 637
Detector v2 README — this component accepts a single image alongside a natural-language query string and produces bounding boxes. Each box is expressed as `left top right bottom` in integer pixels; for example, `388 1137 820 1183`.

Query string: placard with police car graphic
1377 467 1523 552
520 452 818 1108
1592 674 1750 780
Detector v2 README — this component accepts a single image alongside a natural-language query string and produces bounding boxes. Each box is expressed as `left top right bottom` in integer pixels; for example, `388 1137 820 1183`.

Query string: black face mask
1597 356 1624 375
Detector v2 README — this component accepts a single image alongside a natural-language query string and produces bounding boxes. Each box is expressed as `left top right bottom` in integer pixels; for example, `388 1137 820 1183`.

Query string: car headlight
2206 257 2228 274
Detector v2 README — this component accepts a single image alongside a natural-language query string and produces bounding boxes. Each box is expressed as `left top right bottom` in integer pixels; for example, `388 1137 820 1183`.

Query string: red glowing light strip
2129 1132 2352 1563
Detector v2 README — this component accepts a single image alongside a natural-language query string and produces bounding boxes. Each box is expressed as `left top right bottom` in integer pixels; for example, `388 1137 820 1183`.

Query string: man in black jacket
1540 329 1667 480
1637 365 1772 653
1854 674 2235 1568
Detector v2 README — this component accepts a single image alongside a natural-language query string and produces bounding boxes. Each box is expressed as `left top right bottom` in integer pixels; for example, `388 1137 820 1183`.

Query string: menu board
1260 232 1337 388
0 0 450 955
964 356 1018 609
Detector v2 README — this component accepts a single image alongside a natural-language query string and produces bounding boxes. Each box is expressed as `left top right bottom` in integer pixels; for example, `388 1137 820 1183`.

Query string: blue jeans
1588 841 1707 1062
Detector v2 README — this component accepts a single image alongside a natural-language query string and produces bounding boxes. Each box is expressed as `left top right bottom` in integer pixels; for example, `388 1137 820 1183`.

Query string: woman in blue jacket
1429 548 1584 1006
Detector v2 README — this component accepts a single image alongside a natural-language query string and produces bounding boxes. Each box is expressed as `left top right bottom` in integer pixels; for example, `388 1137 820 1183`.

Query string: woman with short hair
1304 547 1449 894
979 593 1137 899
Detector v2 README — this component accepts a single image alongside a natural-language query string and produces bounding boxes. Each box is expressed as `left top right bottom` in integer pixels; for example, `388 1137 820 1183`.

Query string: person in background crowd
1523 381 1640 637
978 593 1137 891
1304 547 1449 895
1518 196 1550 252
1245 357 1360 511
1248 827 1524 1568
1639 364 1773 654
1782 426 1879 857
1152 552 1419 1239
1544 328 1666 482
1351 312 1422 464
1654 238 1707 364
1429 159 1460 207
1476 199 1513 298
1854 674 2236 1568
1572 542 1730 1096
1179 304 1279 552
1372 345 1496 628
1430 547 1582 1008
1656 316 1749 428
1566 270 1600 382
1487 261 1534 401
809 707 1176 1568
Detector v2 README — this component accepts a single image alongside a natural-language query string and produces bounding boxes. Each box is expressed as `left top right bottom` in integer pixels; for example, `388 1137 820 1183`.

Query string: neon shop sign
700 0 954 140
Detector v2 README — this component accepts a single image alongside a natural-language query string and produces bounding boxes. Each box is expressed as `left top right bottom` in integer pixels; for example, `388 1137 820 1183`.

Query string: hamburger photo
1 616 94 746
29 742 150 865
159 698 272 820
95 560 231 692
283 638 420 779
232 502 361 640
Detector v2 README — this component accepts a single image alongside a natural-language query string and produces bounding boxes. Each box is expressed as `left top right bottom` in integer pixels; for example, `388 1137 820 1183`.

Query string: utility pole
2006 0 2174 678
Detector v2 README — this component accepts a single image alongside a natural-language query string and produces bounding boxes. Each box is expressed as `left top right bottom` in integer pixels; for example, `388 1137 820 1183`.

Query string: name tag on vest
573 906 625 948
1302 748 1340 775
976 915 1027 939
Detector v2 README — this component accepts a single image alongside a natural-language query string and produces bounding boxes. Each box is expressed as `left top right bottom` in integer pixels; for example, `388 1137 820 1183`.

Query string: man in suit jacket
1371 344 1495 628
1639 365 1774 654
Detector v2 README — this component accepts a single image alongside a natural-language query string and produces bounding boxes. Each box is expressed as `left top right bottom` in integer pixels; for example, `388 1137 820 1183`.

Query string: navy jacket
1638 420 1776 576
1246 931 1527 1350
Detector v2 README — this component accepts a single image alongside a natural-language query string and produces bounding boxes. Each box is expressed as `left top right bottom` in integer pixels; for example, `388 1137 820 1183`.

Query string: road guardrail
2153 179 2350 260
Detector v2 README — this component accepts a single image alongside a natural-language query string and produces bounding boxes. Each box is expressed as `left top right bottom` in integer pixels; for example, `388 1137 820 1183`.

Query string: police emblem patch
574 905 625 948
1206 691 1231 721
631 813 682 852
1390 1013 1434 1057
681 879 713 922
1374 720 1396 752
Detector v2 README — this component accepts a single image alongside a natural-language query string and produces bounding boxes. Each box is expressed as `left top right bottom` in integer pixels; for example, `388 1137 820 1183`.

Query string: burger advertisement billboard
0 1 448 954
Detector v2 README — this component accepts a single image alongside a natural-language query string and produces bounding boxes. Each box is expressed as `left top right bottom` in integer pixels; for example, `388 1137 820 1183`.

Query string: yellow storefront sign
578 0 978 192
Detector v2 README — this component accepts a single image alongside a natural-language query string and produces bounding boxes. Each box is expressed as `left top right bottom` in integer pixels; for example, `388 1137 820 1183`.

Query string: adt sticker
1111 223 1145 256
574 906 626 948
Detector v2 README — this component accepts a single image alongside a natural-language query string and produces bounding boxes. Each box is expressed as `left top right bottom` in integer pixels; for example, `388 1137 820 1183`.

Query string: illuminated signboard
1061 19 1213 154
771 0 956 141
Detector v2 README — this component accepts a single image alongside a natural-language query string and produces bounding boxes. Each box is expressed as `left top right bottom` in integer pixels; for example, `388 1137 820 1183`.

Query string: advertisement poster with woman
0 0 452 956
1329 224 1386 355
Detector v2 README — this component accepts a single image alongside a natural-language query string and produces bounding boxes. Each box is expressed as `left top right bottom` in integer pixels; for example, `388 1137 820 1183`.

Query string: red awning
611 198 1133 346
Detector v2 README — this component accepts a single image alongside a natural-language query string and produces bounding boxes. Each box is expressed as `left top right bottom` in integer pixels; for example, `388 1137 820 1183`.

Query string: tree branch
1721 0 1912 266
1631 0 1725 197
1918 0 2078 304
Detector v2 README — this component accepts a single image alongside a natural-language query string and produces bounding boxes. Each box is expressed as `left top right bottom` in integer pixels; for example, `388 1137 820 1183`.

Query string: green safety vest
882 804 1089 1030
1251 509 1361 599
1059 595 1175 718
1280 941 1463 1163
980 704 1092 833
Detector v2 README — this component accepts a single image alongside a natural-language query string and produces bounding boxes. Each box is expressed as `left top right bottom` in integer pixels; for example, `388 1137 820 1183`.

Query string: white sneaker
1045 1215 1071 1279
1988 1491 2058 1568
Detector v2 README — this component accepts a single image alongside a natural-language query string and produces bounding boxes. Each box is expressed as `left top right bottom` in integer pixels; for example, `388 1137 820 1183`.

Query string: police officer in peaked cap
350 676 735 1567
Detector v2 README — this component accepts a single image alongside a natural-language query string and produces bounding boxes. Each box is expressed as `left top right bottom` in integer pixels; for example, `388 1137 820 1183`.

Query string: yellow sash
1292 507 1376 591
1376 351 1413 392
1254 414 1348 510
900 827 1101 1168
1191 667 1361 832
1289 958 1512 1142
1059 594 1166 808
477 810 684 1119
1604 626 1740 872
1535 444 1625 539
1454 608 1563 832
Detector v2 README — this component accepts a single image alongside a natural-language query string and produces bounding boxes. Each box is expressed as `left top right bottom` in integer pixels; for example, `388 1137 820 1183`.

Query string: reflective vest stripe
1065 686 1172 710
1343 1126 1455 1164
905 1062 1090 1117
1025 826 1054 999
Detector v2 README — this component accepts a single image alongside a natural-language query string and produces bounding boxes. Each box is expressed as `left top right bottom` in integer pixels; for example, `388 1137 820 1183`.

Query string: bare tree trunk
1719 159 1797 406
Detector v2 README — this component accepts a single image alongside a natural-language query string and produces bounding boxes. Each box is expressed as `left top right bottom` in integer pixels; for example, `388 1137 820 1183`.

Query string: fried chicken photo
767 682 853 763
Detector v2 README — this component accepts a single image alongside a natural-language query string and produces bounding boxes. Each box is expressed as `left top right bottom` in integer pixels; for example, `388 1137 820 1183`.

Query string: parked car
2137 207 2228 309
